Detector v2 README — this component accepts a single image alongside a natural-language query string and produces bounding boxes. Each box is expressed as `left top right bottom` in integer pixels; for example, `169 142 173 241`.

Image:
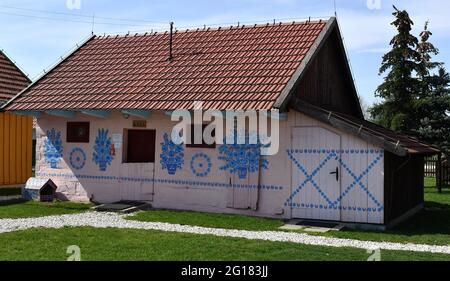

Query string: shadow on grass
390 201 450 236
0 199 28 207
0 188 22 197
0 200 92 211
384 179 450 237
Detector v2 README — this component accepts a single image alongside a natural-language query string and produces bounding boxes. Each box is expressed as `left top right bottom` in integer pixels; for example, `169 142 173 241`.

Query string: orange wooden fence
0 112 33 186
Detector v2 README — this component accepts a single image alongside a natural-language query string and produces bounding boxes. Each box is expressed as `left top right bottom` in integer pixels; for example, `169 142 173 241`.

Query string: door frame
120 128 156 202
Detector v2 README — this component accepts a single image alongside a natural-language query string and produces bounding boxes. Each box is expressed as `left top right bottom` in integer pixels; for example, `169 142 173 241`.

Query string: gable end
276 18 363 119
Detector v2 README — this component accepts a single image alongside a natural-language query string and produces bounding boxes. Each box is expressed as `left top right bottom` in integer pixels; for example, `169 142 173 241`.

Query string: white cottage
3 17 439 228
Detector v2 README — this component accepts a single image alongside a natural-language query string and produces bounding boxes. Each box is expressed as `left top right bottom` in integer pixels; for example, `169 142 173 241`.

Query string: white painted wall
35 110 384 223
287 112 384 224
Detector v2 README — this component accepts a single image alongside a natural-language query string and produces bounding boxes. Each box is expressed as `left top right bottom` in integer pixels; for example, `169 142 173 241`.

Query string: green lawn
0 200 92 219
424 177 450 205
0 227 448 261
315 178 450 245
127 210 284 231
127 178 450 246
0 178 449 261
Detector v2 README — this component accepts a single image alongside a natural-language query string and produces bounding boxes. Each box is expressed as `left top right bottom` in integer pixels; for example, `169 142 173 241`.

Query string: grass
0 188 21 196
424 177 450 205
0 179 449 261
0 200 92 219
0 227 448 261
127 210 284 231
314 178 450 245
127 178 450 246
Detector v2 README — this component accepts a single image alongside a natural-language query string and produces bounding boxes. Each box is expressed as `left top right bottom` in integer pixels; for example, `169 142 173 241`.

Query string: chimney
168 22 174 62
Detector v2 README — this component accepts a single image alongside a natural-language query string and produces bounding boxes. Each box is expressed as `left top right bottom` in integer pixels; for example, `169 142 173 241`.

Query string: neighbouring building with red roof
4 17 439 228
0 49 33 187
0 50 30 105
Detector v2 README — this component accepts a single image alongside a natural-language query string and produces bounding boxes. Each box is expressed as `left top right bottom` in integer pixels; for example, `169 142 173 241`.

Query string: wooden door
119 129 156 202
120 163 154 201
226 146 260 210
290 127 341 221
227 167 259 210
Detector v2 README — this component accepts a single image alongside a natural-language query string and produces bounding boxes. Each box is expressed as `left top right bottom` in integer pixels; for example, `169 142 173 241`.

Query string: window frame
66 122 90 143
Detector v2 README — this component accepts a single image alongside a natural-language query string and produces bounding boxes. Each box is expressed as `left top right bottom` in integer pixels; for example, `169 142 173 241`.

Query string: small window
124 129 156 163
186 124 216 149
67 122 90 143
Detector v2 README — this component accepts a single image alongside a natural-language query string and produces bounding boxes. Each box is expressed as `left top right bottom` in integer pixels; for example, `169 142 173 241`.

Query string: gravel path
0 212 449 254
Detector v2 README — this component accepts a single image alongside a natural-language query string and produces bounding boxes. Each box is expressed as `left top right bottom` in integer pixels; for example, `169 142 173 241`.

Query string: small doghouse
23 178 57 202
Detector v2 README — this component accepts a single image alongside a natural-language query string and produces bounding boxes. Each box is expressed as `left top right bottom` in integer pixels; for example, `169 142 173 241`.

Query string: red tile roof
5 20 328 111
0 50 30 101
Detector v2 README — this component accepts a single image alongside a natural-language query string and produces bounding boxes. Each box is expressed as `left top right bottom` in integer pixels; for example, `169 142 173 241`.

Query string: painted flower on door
44 128 63 169
160 133 184 175
93 129 114 172
219 131 269 179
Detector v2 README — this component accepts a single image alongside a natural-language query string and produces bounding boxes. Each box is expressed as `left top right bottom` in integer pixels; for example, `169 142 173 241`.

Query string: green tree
415 68 450 157
414 22 450 157
416 21 441 81
369 6 422 134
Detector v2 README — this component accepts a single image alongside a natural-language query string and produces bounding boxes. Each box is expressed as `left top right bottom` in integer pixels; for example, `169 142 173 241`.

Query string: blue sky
1 0 449 107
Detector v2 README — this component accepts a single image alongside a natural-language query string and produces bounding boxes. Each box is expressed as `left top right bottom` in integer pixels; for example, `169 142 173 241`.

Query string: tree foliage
415 67 450 156
370 6 450 157
370 6 422 134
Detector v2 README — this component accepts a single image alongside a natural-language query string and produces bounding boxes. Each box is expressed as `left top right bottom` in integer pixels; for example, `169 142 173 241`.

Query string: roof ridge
94 18 330 39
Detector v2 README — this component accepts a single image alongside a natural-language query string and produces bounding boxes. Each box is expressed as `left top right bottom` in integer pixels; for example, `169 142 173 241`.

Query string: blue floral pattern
190 153 212 177
44 128 63 169
93 129 114 171
219 131 269 179
285 149 384 212
160 133 184 175
69 147 86 170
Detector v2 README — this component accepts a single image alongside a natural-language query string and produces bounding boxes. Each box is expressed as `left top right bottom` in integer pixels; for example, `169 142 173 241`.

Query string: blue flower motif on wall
93 129 114 172
160 133 184 175
44 128 63 169
190 153 212 177
69 147 86 170
219 131 269 179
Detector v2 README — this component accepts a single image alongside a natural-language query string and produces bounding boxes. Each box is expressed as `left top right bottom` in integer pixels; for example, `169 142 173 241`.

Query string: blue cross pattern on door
288 127 384 222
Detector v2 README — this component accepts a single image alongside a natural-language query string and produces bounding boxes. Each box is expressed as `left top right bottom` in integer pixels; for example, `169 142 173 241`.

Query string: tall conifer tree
370 6 422 134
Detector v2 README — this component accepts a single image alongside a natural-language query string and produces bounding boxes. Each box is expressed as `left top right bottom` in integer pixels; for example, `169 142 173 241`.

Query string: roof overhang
289 98 440 157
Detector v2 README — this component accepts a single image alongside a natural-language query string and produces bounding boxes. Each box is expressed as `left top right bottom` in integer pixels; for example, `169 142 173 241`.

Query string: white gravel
0 212 449 255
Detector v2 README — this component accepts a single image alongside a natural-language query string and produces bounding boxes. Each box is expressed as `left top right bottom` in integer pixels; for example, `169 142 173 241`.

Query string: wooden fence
442 160 450 186
0 112 33 187
425 155 450 190
425 156 438 177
